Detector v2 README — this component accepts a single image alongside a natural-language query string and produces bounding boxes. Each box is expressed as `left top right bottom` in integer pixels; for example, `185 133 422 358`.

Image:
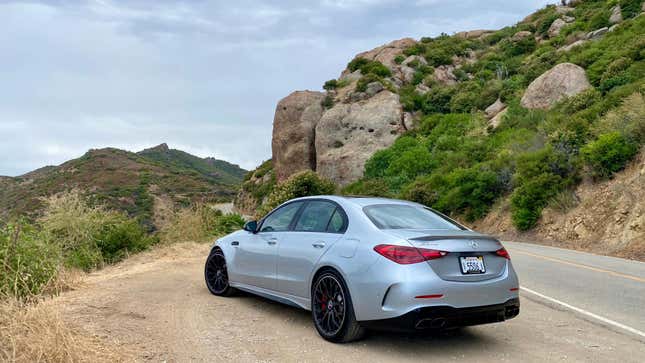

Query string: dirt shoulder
47 242 643 362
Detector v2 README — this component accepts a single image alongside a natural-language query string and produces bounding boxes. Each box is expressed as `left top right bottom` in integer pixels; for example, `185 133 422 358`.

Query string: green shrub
258 171 336 217
581 132 638 179
620 0 642 19
341 179 393 197
323 79 338 91
511 173 564 230
593 92 645 144
95 219 155 263
0 221 62 299
347 57 391 77
394 54 405 64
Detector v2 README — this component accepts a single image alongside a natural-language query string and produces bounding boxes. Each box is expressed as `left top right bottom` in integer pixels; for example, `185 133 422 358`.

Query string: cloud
0 0 553 176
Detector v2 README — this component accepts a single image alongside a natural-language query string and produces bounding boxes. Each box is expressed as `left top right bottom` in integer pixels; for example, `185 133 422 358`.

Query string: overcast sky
0 0 552 176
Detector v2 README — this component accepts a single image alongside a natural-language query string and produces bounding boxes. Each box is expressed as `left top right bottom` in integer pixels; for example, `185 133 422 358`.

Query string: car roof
291 195 421 208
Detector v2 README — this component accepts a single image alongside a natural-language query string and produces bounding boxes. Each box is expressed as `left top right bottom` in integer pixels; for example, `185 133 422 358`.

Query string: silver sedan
204 196 520 342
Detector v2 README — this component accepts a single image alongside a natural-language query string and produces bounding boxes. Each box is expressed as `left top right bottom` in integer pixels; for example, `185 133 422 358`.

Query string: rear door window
294 201 337 233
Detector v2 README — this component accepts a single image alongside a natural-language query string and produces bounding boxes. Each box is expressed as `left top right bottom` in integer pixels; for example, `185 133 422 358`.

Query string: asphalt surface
505 241 645 340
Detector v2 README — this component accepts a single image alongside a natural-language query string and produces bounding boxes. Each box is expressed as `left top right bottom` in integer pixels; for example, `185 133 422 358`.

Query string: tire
204 248 236 297
311 270 365 343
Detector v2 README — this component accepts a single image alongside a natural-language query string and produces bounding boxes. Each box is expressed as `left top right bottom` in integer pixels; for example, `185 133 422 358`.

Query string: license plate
460 256 485 274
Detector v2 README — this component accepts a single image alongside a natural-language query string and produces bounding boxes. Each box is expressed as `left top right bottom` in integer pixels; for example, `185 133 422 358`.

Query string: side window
294 201 337 232
260 202 303 232
327 209 345 233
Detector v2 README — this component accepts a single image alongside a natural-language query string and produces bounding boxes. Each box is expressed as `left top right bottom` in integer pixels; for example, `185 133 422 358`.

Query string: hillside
0 144 246 228
236 0 644 258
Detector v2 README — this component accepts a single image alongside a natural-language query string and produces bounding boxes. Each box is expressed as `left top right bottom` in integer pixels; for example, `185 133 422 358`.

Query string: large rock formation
315 91 404 186
520 63 591 109
271 91 325 182
342 38 416 75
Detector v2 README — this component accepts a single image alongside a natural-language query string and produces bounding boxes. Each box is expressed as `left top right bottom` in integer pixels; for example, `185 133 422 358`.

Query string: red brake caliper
321 295 327 311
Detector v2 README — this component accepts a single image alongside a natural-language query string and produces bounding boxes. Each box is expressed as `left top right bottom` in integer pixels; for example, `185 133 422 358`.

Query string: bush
40 190 154 271
355 74 382 92
341 179 393 197
347 57 391 77
160 205 245 244
323 79 338 91
258 171 336 217
581 132 638 179
0 221 62 299
511 173 564 230
593 92 645 144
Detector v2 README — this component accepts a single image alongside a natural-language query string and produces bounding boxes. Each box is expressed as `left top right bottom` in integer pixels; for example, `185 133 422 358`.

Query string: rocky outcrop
558 39 588 52
511 31 533 41
586 27 609 39
315 91 404 186
348 38 416 72
271 91 325 182
455 29 493 39
485 98 506 119
433 65 457 86
520 63 591 109
609 5 623 24
489 108 507 129
548 18 567 37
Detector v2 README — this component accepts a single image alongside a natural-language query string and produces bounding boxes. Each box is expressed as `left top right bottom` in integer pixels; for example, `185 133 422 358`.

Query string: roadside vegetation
342 2 644 230
1 189 244 361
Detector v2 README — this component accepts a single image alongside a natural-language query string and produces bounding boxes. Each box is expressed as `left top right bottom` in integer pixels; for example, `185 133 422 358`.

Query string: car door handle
267 238 277 245
312 242 325 249
231 241 239 246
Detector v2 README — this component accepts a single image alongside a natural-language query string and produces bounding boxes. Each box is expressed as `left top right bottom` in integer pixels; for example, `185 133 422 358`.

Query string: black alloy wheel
204 249 236 296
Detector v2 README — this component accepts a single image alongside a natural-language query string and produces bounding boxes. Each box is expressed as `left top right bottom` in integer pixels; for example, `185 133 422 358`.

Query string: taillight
373 244 447 264
496 247 510 259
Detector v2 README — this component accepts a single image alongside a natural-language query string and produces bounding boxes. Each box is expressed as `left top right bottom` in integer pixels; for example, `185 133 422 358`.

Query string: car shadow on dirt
232 290 498 351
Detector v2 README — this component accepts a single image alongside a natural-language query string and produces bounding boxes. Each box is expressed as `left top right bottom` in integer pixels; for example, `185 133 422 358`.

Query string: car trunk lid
385 229 507 282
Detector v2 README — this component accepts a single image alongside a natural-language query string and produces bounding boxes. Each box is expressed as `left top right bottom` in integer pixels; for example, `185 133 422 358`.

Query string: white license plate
460 256 485 274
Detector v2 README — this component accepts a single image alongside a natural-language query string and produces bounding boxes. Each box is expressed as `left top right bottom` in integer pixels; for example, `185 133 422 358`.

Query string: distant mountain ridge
0 144 247 226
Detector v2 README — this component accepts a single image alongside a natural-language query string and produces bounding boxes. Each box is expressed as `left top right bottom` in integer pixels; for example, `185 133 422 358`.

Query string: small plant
394 54 405 64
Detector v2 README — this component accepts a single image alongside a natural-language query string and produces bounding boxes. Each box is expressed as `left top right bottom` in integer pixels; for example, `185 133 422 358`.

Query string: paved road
505 241 645 340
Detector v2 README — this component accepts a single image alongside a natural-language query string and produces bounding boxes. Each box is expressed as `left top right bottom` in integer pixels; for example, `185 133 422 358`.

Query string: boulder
586 27 609 40
365 81 384 97
485 98 506 119
609 5 623 24
402 55 427 67
548 18 567 37
520 63 591 109
555 6 574 15
563 15 575 23
339 69 362 82
558 39 588 52
271 91 325 182
415 83 431 95
315 91 404 186
512 31 533 41
455 29 493 39
433 65 457 86
351 38 417 72
489 108 507 129
399 65 416 83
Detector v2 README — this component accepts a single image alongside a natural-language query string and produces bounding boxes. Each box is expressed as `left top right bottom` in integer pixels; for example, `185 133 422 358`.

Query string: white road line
520 286 645 340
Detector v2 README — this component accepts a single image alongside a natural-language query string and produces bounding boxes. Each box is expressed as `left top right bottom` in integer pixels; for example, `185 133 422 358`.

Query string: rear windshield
363 204 464 230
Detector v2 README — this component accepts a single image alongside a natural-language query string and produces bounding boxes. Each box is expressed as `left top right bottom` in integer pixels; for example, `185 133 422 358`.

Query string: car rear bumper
358 298 520 332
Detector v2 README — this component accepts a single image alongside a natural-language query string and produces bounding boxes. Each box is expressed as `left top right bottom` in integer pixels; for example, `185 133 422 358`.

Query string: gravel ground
51 242 644 362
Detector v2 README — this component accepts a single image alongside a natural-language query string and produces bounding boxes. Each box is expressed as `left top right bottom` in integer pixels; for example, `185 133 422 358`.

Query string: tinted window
294 201 337 232
327 209 345 233
363 204 463 230
260 202 303 232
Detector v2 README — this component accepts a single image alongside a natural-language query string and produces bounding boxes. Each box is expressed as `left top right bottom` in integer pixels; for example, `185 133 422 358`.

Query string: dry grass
0 299 128 363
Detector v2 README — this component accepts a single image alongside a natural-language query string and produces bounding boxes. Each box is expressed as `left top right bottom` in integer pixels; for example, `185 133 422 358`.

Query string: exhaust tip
415 317 447 329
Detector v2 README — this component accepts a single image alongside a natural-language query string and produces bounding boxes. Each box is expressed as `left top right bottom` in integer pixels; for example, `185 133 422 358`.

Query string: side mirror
243 220 258 233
